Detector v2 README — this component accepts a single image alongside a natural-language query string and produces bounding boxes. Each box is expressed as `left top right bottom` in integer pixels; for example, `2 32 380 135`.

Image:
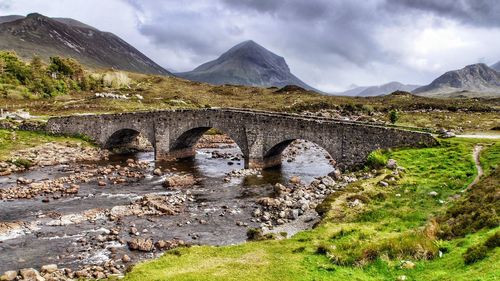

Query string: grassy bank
0 129 91 161
122 138 499 281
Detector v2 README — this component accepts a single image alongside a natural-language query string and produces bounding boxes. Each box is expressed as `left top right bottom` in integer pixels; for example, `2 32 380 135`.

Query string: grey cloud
116 0 500 90
386 0 500 27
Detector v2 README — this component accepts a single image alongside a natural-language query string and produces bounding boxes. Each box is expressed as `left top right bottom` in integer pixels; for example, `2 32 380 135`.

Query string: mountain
176 40 318 91
491 61 500 72
0 15 24 24
338 82 419 97
0 13 171 75
413 63 500 97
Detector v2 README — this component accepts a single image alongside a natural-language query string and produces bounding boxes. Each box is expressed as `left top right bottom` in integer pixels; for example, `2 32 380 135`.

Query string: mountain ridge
491 61 500 72
413 63 500 97
0 13 171 75
176 40 318 92
337 81 420 97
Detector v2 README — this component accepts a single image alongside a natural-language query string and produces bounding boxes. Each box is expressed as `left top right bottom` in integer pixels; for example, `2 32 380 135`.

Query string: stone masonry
46 108 437 170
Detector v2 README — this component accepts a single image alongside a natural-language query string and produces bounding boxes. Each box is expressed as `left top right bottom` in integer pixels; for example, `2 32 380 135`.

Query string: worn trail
466 145 483 190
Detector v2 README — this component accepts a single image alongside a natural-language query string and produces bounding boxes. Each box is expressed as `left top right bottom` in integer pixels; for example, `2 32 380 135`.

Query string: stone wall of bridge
46 109 437 170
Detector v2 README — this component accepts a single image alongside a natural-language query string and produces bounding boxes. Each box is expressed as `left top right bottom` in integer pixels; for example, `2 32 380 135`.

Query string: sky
1 0 499 93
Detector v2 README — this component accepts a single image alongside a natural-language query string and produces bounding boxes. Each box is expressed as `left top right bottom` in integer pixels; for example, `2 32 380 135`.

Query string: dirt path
466 145 484 190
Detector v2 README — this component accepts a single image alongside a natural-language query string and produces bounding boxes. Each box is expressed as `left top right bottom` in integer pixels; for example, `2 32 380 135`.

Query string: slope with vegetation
0 52 498 134
0 13 170 75
122 138 499 281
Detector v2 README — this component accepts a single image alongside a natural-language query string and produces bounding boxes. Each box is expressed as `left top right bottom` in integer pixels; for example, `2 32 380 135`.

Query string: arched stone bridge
46 108 437 170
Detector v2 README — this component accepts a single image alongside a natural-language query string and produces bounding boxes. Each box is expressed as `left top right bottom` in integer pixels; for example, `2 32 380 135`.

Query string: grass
0 129 91 161
122 138 500 281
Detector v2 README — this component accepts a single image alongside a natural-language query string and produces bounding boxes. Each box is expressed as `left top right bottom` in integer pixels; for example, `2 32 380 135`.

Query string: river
0 141 334 273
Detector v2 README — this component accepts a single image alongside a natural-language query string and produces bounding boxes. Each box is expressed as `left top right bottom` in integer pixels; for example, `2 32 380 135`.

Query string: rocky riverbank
0 141 108 176
0 136 346 280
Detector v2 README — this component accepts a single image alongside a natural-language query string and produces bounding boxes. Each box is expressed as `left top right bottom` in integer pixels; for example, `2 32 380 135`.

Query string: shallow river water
0 144 333 273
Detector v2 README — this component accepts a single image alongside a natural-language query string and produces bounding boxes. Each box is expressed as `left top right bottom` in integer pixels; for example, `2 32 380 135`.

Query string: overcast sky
1 0 500 92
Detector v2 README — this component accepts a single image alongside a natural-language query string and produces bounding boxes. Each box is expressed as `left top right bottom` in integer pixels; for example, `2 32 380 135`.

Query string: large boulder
0 271 17 281
163 174 196 189
127 238 155 252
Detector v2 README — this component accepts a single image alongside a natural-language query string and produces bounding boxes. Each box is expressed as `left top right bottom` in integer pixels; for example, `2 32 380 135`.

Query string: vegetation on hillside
0 51 135 99
122 138 500 281
0 53 498 132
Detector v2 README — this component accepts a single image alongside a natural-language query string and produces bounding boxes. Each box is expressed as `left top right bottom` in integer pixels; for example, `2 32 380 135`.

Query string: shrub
463 244 488 264
437 169 500 239
103 71 131 88
246 228 276 241
366 150 387 169
389 110 399 124
10 158 34 169
484 231 500 248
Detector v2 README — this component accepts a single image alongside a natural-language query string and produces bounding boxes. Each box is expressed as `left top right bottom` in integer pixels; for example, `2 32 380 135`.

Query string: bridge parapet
46 108 437 170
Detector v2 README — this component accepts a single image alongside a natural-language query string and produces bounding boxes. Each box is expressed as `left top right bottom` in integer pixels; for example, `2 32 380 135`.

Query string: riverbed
0 141 334 275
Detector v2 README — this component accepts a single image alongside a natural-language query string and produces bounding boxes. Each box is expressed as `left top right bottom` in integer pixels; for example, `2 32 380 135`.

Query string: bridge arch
103 126 155 153
263 138 336 168
167 126 249 165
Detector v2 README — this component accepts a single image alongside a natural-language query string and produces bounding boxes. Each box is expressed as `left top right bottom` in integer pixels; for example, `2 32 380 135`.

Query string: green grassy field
122 138 499 281
0 129 91 161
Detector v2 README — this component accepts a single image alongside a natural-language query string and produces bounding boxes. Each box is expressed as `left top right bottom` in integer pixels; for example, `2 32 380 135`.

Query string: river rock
257 197 280 208
163 174 196 188
19 268 44 281
122 255 131 263
289 176 301 184
40 264 58 274
153 168 162 176
127 238 154 252
0 271 17 281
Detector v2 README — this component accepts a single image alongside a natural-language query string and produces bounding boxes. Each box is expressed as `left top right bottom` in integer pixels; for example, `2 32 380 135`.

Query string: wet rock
98 181 107 187
19 268 44 281
328 169 342 180
155 239 184 250
40 264 58 274
289 176 301 184
320 176 335 187
163 174 196 189
153 168 162 176
127 238 154 252
0 271 17 281
257 197 280 208
122 255 131 263
226 168 261 177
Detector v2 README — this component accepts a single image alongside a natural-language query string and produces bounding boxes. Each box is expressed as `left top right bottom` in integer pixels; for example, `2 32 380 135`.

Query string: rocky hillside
0 13 171 75
491 61 500 72
413 63 500 98
176 40 318 92
338 82 419 97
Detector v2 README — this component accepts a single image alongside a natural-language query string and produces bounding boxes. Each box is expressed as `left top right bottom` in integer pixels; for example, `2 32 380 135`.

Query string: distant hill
0 13 171 75
176 40 318 92
413 63 500 98
491 61 500 72
338 82 419 97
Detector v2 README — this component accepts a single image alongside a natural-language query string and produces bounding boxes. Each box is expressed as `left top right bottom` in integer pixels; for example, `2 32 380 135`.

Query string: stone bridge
46 108 437 170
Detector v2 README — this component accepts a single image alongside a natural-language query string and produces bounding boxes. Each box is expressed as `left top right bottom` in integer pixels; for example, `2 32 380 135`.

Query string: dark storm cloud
111 0 500 90
130 0 393 67
386 0 500 27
